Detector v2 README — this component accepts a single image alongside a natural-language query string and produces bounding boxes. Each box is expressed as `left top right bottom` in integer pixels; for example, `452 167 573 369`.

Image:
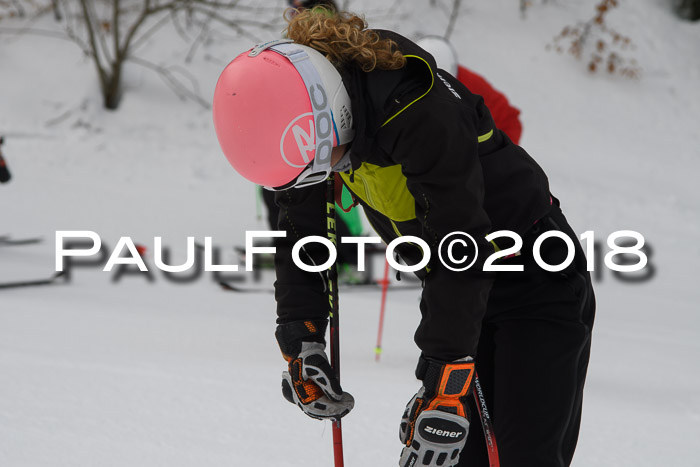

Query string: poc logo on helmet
279 84 333 168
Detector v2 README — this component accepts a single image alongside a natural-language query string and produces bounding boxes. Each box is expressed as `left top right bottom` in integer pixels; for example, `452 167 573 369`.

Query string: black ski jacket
273 31 552 360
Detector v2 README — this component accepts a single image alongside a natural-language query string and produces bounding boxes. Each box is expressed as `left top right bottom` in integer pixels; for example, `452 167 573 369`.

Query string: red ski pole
472 372 500 467
326 175 345 467
374 259 391 361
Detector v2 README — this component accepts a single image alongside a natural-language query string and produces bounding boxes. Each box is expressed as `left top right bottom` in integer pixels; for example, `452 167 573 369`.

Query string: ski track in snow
1 0 699 465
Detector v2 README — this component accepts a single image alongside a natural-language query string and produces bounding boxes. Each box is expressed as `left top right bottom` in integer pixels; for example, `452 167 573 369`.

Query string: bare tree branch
184 14 213 63
118 0 153 60
169 5 192 43
51 0 61 21
0 25 72 41
444 0 461 40
5 0 287 110
77 0 108 89
130 10 174 52
113 0 120 57
130 55 211 109
191 6 265 42
190 0 280 13
87 0 113 64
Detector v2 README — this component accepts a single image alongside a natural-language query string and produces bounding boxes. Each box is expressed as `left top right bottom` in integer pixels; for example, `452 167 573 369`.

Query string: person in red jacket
416 36 523 144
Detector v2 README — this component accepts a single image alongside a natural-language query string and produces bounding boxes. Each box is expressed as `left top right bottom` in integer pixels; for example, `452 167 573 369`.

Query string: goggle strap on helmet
248 39 294 57
253 41 335 190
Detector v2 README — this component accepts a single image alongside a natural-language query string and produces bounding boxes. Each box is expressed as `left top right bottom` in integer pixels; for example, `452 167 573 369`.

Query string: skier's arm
273 183 354 420
273 182 331 325
391 101 495 361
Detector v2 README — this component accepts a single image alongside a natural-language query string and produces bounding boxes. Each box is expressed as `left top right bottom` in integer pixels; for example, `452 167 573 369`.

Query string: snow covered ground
1 0 699 465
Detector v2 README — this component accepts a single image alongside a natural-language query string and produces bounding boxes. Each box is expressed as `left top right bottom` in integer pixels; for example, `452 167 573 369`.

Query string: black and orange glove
398 356 475 467
275 320 354 420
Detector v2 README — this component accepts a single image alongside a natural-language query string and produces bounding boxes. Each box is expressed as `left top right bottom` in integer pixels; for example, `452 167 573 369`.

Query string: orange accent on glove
290 357 324 404
425 361 475 418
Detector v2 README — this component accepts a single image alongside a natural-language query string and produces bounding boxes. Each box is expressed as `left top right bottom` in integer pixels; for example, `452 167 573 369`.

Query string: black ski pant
459 199 596 467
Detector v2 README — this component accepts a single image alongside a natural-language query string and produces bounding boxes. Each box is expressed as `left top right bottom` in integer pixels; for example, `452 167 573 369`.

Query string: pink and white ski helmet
213 39 354 190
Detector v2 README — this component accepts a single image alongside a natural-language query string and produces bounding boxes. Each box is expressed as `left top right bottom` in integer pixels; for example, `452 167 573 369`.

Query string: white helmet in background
416 36 459 76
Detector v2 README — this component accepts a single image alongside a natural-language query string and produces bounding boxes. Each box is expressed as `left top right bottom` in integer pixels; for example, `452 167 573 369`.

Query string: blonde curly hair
286 8 406 72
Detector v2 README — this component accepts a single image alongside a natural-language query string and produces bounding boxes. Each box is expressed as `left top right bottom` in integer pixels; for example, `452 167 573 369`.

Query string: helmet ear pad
303 46 354 147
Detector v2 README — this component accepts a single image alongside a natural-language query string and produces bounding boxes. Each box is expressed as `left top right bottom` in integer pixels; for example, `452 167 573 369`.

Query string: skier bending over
213 8 595 467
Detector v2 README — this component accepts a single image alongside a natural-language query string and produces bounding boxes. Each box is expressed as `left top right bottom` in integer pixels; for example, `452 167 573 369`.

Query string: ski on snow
0 271 66 290
0 235 43 246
